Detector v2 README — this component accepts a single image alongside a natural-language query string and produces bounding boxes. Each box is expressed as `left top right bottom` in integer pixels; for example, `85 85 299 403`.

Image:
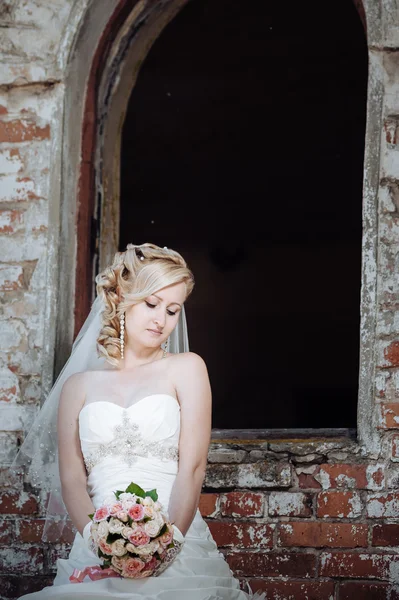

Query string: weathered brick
0 264 24 291
0 367 19 402
278 522 367 548
383 341 399 368
338 581 392 600
208 448 246 463
207 520 273 548
0 174 39 203
269 492 312 517
0 547 43 574
0 120 50 143
199 493 219 517
366 465 386 490
367 493 399 518
0 519 14 543
320 551 398 579
316 491 363 518
0 209 24 234
0 492 38 515
392 435 399 461
17 518 44 543
247 579 335 599
227 551 316 578
205 462 291 489
316 464 367 489
0 148 23 174
221 492 264 518
298 472 322 489
0 432 19 464
0 404 36 430
380 404 399 429
0 319 27 351
372 523 399 546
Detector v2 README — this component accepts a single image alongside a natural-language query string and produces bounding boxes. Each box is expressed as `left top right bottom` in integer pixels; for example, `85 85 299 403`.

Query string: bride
14 242 265 599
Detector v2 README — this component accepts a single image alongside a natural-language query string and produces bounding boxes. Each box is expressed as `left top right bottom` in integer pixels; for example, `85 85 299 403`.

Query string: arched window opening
119 0 368 430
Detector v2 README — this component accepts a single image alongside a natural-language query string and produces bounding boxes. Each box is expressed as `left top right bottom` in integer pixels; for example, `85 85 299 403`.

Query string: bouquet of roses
71 482 184 582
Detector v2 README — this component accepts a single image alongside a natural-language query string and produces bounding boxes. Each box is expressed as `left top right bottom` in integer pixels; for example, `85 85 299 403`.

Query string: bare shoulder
59 370 92 412
168 352 211 408
168 351 208 377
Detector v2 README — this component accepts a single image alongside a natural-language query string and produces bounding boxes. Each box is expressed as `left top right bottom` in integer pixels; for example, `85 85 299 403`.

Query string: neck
120 345 163 370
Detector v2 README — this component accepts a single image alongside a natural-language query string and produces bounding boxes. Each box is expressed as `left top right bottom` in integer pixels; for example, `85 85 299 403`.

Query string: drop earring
120 313 125 359
163 336 169 359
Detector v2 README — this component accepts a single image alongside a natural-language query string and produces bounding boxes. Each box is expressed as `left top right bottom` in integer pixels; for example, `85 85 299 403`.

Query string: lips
147 329 162 335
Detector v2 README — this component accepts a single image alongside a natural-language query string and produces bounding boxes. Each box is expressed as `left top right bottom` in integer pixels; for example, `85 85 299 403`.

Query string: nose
154 310 166 329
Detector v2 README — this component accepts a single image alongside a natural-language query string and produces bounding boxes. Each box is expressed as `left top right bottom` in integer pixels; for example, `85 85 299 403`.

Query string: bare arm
167 353 212 535
58 372 95 535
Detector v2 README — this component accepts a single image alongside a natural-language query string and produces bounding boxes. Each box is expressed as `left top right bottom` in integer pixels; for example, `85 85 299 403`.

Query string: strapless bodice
78 394 181 509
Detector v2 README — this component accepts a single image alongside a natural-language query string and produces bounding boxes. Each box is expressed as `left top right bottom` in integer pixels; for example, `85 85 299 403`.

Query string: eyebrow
152 294 182 308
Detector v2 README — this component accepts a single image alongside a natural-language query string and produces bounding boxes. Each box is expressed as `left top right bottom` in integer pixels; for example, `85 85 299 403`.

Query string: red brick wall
1 444 399 599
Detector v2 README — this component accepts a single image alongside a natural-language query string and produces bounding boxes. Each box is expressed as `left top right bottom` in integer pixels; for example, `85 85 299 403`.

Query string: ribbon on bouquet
70 566 121 583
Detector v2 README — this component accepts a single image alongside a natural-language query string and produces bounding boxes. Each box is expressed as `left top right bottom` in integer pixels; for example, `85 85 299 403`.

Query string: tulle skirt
18 511 265 600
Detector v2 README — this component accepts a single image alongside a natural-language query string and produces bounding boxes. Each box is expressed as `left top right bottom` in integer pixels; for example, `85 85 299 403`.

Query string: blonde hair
95 243 194 366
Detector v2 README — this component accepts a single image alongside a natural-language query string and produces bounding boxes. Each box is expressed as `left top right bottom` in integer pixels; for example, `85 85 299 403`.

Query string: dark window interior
120 0 368 429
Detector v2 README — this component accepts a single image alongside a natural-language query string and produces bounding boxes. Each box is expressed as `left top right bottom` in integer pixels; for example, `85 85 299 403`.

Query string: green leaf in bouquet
101 560 112 570
158 523 168 537
88 513 94 520
125 482 146 498
106 532 121 544
114 490 125 500
145 489 158 501
143 516 151 523
98 548 108 559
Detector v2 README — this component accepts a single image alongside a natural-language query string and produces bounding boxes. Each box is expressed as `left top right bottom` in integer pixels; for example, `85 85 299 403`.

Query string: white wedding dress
20 394 265 600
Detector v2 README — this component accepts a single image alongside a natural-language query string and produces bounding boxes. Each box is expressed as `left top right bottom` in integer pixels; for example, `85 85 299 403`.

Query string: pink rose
98 537 113 555
128 527 151 547
93 506 111 522
109 501 123 516
128 503 145 521
158 527 173 547
121 557 145 578
116 510 129 522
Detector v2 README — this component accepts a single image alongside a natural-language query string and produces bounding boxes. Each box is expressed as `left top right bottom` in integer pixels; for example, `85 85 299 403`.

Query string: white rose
97 520 109 539
122 499 136 511
126 542 137 553
154 501 163 512
121 526 134 539
144 518 162 537
144 506 155 519
142 496 154 507
136 540 160 556
90 522 99 542
111 538 127 556
108 517 125 534
119 492 136 502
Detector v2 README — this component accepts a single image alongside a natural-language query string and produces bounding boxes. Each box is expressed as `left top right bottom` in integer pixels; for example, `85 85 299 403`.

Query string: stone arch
57 0 386 448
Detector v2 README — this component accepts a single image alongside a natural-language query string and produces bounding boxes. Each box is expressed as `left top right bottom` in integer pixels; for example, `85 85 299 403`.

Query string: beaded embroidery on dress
18 394 265 600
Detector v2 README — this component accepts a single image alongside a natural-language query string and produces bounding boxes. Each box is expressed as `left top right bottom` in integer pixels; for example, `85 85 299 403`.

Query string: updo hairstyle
95 243 194 366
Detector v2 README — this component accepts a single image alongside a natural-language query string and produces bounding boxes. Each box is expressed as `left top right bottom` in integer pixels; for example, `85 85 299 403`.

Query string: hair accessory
120 313 125 359
164 246 168 250
139 256 144 261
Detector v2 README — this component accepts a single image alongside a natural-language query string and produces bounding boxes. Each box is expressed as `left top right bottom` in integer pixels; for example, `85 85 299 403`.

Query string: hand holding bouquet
72 482 184 582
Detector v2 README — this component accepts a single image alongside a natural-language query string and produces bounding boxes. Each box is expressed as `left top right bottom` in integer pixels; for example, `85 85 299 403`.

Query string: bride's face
124 281 187 350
